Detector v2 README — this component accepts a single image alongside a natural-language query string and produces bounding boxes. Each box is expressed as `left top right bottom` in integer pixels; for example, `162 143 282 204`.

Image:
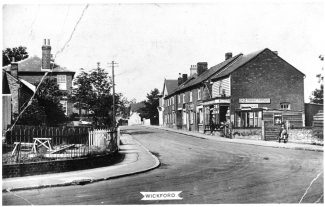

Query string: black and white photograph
1 0 324 205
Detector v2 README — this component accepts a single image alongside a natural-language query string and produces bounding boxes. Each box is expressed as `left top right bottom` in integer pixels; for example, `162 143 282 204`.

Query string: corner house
162 48 305 134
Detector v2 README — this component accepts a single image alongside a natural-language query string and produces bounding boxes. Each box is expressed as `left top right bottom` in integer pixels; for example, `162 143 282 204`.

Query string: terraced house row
158 48 305 136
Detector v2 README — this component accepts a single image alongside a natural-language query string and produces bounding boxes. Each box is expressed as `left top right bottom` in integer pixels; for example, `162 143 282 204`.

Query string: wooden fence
3 125 118 164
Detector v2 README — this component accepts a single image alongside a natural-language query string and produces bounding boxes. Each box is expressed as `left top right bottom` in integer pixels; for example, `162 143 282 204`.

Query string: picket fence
88 128 120 150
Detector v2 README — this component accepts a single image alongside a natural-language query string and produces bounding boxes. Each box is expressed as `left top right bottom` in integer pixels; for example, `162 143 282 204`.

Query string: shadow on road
122 130 156 135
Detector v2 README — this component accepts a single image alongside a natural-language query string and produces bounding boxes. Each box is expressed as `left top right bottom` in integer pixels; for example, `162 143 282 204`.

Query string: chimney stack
42 39 52 69
197 62 208 76
225 52 232 60
10 57 18 79
178 73 183 86
190 65 197 76
182 74 188 83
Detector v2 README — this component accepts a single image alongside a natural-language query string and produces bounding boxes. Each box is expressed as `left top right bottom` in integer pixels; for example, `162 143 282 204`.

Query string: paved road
3 126 323 205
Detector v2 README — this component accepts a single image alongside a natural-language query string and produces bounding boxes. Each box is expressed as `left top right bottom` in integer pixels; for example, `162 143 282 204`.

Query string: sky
2 0 324 102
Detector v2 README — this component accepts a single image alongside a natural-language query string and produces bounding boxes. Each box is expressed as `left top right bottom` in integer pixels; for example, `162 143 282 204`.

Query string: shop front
202 98 230 129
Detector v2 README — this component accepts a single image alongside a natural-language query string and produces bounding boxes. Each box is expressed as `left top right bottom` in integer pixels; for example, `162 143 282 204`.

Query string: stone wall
3 151 124 178
288 128 323 145
232 128 262 140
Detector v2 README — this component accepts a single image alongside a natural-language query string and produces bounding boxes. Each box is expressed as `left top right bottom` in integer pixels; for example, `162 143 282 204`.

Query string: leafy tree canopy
2 46 29 66
139 88 160 125
18 78 67 126
70 65 130 126
310 84 323 104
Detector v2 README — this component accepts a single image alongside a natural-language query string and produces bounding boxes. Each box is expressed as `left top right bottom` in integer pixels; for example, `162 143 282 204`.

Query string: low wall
2 151 124 178
288 128 323 145
232 128 262 140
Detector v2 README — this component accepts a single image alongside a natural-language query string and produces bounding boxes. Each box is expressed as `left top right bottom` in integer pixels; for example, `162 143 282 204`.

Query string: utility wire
6 4 89 132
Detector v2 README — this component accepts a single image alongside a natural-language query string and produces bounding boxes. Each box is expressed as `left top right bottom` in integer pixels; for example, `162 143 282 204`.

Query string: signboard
240 104 258 109
239 98 271 104
202 99 230 106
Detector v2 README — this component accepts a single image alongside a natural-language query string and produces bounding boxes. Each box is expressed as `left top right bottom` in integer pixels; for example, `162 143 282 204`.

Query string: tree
70 65 115 126
310 55 324 104
116 93 131 119
310 85 323 104
2 46 29 66
17 78 67 126
139 88 160 125
69 68 94 114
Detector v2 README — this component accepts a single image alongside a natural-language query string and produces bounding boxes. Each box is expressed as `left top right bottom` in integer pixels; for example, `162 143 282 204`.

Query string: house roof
2 69 36 93
20 78 36 93
163 79 178 95
166 48 305 99
130 101 145 112
210 49 264 81
2 56 75 74
211 48 305 81
166 54 242 97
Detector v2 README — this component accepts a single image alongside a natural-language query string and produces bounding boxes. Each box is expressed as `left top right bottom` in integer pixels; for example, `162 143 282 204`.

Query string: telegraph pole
109 61 118 127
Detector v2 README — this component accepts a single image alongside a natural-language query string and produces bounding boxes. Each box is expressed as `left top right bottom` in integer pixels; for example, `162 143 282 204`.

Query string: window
190 91 193 102
60 100 68 115
235 111 262 128
183 93 185 103
274 113 283 125
178 95 180 103
280 103 290 110
198 89 201 100
57 75 67 90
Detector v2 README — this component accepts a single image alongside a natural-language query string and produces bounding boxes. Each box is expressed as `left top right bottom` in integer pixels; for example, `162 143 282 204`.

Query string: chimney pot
182 74 188 83
42 38 52 69
190 64 197 76
197 62 208 76
225 52 232 60
178 73 183 86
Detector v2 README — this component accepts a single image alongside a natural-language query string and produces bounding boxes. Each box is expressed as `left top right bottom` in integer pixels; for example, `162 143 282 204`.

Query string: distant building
2 39 75 116
158 79 178 127
128 112 142 125
162 48 305 132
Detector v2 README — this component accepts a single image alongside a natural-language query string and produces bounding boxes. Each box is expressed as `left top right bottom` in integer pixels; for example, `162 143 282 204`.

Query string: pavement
141 125 324 152
2 134 160 192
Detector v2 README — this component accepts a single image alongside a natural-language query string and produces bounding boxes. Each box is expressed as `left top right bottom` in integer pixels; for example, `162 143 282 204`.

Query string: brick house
163 48 305 133
2 39 75 116
158 79 178 127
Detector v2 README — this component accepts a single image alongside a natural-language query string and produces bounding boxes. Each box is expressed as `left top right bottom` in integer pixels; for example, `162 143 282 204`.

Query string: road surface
2 126 323 204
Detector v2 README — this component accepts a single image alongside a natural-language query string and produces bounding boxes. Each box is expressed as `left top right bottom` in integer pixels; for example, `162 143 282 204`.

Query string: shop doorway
219 106 229 124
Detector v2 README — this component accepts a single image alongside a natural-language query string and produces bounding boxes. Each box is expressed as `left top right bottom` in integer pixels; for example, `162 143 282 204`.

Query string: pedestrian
210 115 216 135
279 124 287 139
